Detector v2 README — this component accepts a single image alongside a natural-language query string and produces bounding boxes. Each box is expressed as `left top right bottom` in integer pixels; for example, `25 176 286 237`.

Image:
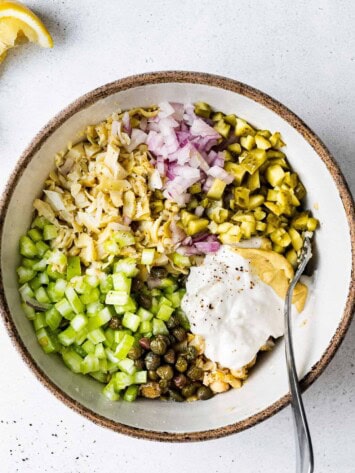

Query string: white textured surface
0 1 354 472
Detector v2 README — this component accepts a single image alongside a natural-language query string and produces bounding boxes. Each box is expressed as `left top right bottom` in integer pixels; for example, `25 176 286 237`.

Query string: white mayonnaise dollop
181 245 285 370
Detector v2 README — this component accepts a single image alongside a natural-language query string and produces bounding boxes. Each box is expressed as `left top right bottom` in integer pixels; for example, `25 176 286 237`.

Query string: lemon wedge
235 248 308 313
0 0 53 63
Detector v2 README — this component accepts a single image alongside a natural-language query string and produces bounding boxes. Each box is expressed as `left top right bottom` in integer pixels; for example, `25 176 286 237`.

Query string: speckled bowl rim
0 71 354 442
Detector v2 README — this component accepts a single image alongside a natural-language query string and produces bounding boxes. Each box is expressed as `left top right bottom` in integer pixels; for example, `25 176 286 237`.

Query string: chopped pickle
265 165 285 187
295 180 306 200
283 172 298 189
291 212 309 230
286 248 298 267
180 210 197 227
212 112 225 122
235 118 256 137
270 132 286 148
248 194 265 210
224 162 246 185
307 217 318 231
224 150 233 161
264 202 283 217
255 135 272 150
257 129 272 138
189 182 202 194
241 149 267 174
224 114 237 126
246 171 260 191
270 228 291 247
207 179 226 200
288 228 303 251
240 135 255 151
194 102 212 119
266 150 286 160
214 120 230 138
227 143 242 155
234 187 250 208
186 218 209 236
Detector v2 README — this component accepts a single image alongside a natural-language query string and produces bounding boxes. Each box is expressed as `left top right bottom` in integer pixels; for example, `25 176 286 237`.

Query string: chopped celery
113 258 138 277
70 314 88 332
114 372 133 390
36 328 57 354
31 216 49 229
99 275 113 294
82 339 95 354
45 307 62 330
17 266 36 284
105 290 130 306
102 380 120 401
152 318 169 335
133 371 147 384
19 236 38 258
58 326 77 346
117 358 136 375
80 287 100 305
35 287 50 304
80 354 100 374
62 349 83 373
141 248 155 265
114 334 135 359
67 256 81 280
172 253 190 268
43 224 58 240
139 320 152 333
21 302 36 320
87 328 106 345
112 273 132 293
123 385 139 402
33 312 46 331
35 241 50 257
122 312 140 332
65 286 84 314
156 304 174 322
87 307 112 331
137 307 153 321
27 228 42 242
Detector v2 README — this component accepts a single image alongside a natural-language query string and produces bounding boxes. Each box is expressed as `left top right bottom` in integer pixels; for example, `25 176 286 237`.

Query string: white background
0 1 354 472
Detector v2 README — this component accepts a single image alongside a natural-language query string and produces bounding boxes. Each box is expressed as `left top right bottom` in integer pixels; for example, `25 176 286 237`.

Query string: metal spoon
284 236 314 473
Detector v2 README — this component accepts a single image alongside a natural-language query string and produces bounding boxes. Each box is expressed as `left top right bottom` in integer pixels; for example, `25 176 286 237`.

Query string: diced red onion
122 112 131 135
140 117 148 131
158 101 175 118
207 165 234 184
195 206 205 217
126 128 147 152
203 175 214 191
194 241 221 253
190 117 220 139
170 102 185 121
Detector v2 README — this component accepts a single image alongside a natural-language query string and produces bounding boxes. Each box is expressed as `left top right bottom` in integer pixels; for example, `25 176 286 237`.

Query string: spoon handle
284 237 314 473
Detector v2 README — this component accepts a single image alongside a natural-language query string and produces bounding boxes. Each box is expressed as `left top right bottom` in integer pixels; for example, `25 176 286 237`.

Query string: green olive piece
181 382 201 398
187 366 204 381
197 386 213 400
144 352 161 371
150 336 168 355
148 370 159 381
140 382 161 399
175 355 188 373
108 316 121 330
150 266 168 279
173 327 187 342
138 293 152 310
173 374 188 389
127 345 143 360
156 365 174 381
164 348 176 364
185 345 197 362
168 389 184 402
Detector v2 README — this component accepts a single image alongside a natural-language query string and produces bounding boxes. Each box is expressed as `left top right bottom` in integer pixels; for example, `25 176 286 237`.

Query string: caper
157 365 174 381
173 327 187 342
139 337 151 350
150 336 168 355
175 355 188 373
166 314 179 329
163 348 176 364
173 340 188 353
108 316 122 330
197 386 213 400
148 370 159 381
138 293 152 310
181 382 200 398
144 352 161 371
150 266 168 279
131 278 144 293
134 359 145 371
127 345 143 360
177 274 187 286
140 382 161 399
173 374 187 389
185 345 197 362
168 389 184 402
158 379 170 394
187 365 203 381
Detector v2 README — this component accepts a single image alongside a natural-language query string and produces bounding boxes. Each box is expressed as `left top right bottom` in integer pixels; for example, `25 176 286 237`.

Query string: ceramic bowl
0 72 354 441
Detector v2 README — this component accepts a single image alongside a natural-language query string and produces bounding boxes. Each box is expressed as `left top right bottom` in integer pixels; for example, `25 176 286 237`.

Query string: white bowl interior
1 82 352 434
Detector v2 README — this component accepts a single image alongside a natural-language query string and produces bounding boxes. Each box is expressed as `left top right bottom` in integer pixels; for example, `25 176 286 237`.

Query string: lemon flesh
0 1 53 63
